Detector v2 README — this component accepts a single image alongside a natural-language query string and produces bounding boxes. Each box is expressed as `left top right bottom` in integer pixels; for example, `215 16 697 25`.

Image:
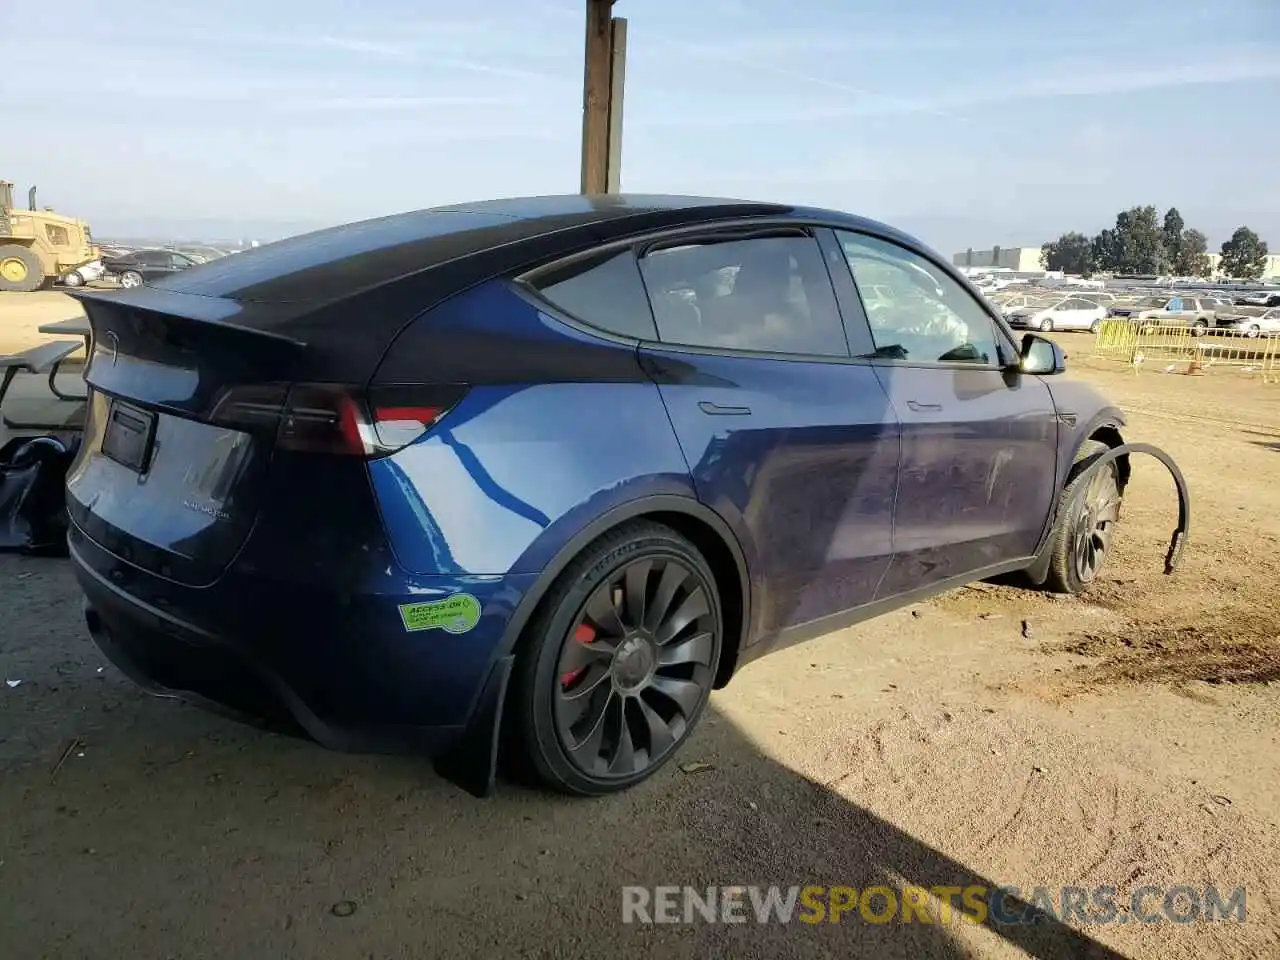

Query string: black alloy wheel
511 521 722 794
1070 466 1121 585
1046 440 1124 594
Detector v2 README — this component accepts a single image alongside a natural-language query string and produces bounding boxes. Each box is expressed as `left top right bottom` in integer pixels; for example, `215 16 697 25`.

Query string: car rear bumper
69 521 532 758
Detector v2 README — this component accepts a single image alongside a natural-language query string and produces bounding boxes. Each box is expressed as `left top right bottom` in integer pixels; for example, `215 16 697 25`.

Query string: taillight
366 384 459 452
277 384 371 455
209 383 466 457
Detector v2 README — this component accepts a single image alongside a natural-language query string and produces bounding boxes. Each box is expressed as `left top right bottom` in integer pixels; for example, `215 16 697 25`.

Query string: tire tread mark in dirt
976 769 1036 853
1073 782 1121 885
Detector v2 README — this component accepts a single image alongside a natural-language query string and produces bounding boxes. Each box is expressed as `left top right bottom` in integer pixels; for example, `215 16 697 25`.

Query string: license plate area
102 400 157 473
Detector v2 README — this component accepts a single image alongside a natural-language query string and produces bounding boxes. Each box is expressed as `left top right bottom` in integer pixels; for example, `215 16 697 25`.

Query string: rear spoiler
65 286 308 349
65 288 309 420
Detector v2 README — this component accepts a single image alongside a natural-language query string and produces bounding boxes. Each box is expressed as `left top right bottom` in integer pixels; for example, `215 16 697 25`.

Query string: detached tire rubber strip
435 440 1191 800
1072 442 1191 575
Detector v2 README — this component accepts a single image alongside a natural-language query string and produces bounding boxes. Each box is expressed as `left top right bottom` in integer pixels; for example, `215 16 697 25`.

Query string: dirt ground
2 315 1280 958
0 291 87 357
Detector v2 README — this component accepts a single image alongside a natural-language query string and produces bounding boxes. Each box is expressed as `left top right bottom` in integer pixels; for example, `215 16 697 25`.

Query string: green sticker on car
398 593 482 634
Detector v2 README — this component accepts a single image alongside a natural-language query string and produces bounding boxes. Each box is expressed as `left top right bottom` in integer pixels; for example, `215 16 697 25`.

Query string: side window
636 234 849 357
45 224 70 245
835 231 1002 365
525 248 658 340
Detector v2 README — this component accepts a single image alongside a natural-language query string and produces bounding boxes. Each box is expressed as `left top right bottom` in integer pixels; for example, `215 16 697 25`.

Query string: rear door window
526 248 658 340
636 233 850 357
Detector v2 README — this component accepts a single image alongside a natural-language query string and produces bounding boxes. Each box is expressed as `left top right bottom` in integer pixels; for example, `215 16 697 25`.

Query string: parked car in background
1007 295 1108 333
993 293 1046 315
102 248 200 288
1234 291 1280 308
1216 307 1280 337
66 194 1129 797
60 259 105 287
1107 295 1232 332
174 245 231 263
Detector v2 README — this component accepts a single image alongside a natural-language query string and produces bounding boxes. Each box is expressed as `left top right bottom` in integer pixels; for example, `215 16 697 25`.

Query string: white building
953 247 1044 272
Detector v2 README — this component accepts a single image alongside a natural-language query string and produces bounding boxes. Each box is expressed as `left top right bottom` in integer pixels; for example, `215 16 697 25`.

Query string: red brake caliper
560 624 597 690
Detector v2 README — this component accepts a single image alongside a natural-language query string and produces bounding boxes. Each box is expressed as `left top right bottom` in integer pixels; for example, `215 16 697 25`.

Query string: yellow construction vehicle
0 180 99 292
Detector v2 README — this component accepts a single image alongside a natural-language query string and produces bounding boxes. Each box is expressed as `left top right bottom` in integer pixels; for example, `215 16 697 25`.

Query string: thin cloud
279 95 530 111
637 48 1280 128
641 29 968 122
310 35 416 59
431 56 576 83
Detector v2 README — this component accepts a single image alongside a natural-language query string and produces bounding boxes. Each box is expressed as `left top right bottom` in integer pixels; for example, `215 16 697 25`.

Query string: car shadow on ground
1 558 1126 960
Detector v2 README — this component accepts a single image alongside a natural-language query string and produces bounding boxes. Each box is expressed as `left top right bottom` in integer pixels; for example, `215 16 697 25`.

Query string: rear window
149 210 520 303
526 248 658 340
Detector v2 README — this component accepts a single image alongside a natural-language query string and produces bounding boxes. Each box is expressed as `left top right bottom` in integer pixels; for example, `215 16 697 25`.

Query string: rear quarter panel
368 281 697 578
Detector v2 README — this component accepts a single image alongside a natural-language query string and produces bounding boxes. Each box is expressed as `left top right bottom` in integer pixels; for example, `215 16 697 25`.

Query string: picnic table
38 315 91 348
36 317 91 402
0 315 90 430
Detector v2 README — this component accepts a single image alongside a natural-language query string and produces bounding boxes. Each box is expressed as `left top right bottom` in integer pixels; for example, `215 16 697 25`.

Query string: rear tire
508 520 722 795
1089 319 1101 334
1044 440 1123 594
1192 319 1208 333
0 244 43 292
62 270 84 287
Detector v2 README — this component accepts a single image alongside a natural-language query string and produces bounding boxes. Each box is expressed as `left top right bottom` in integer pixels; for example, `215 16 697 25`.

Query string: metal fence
1091 321 1280 379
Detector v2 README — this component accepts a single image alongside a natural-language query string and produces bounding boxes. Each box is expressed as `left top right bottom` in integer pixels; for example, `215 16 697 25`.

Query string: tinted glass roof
149 194 775 304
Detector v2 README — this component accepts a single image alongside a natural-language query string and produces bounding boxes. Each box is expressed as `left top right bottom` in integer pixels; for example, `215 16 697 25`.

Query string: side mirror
1019 333 1066 375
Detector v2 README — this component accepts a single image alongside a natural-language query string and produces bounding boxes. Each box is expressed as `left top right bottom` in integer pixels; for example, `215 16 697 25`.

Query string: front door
831 230 1059 596
634 229 901 640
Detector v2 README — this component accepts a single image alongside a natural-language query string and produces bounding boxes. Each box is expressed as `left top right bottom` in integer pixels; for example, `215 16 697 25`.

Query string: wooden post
580 0 621 194
605 17 627 193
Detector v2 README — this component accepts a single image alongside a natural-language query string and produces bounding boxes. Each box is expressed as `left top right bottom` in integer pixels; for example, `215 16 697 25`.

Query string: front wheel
1039 317 1054 332
62 270 84 287
1246 325 1261 338
510 520 723 795
1044 441 1123 594
0 244 44 293
1191 320 1208 333
119 270 143 288
1090 319 1102 334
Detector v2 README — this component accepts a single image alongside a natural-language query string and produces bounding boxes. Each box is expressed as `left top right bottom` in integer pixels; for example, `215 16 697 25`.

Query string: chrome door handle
907 400 943 412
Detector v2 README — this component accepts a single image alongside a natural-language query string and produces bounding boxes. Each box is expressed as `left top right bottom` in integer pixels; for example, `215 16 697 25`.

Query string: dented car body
63 195 1167 797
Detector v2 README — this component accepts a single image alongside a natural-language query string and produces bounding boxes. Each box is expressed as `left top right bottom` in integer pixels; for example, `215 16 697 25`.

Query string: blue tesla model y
65 195 1129 796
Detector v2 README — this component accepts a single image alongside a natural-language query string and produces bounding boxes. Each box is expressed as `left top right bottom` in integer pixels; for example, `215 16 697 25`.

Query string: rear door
634 228 901 638
830 229 1059 596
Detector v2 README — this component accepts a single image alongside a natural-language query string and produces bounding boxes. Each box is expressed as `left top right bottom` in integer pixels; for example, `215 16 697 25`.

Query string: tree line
1040 207 1271 280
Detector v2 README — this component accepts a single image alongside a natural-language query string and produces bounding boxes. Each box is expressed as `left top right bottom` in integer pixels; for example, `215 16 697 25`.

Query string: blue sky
6 0 1279 255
